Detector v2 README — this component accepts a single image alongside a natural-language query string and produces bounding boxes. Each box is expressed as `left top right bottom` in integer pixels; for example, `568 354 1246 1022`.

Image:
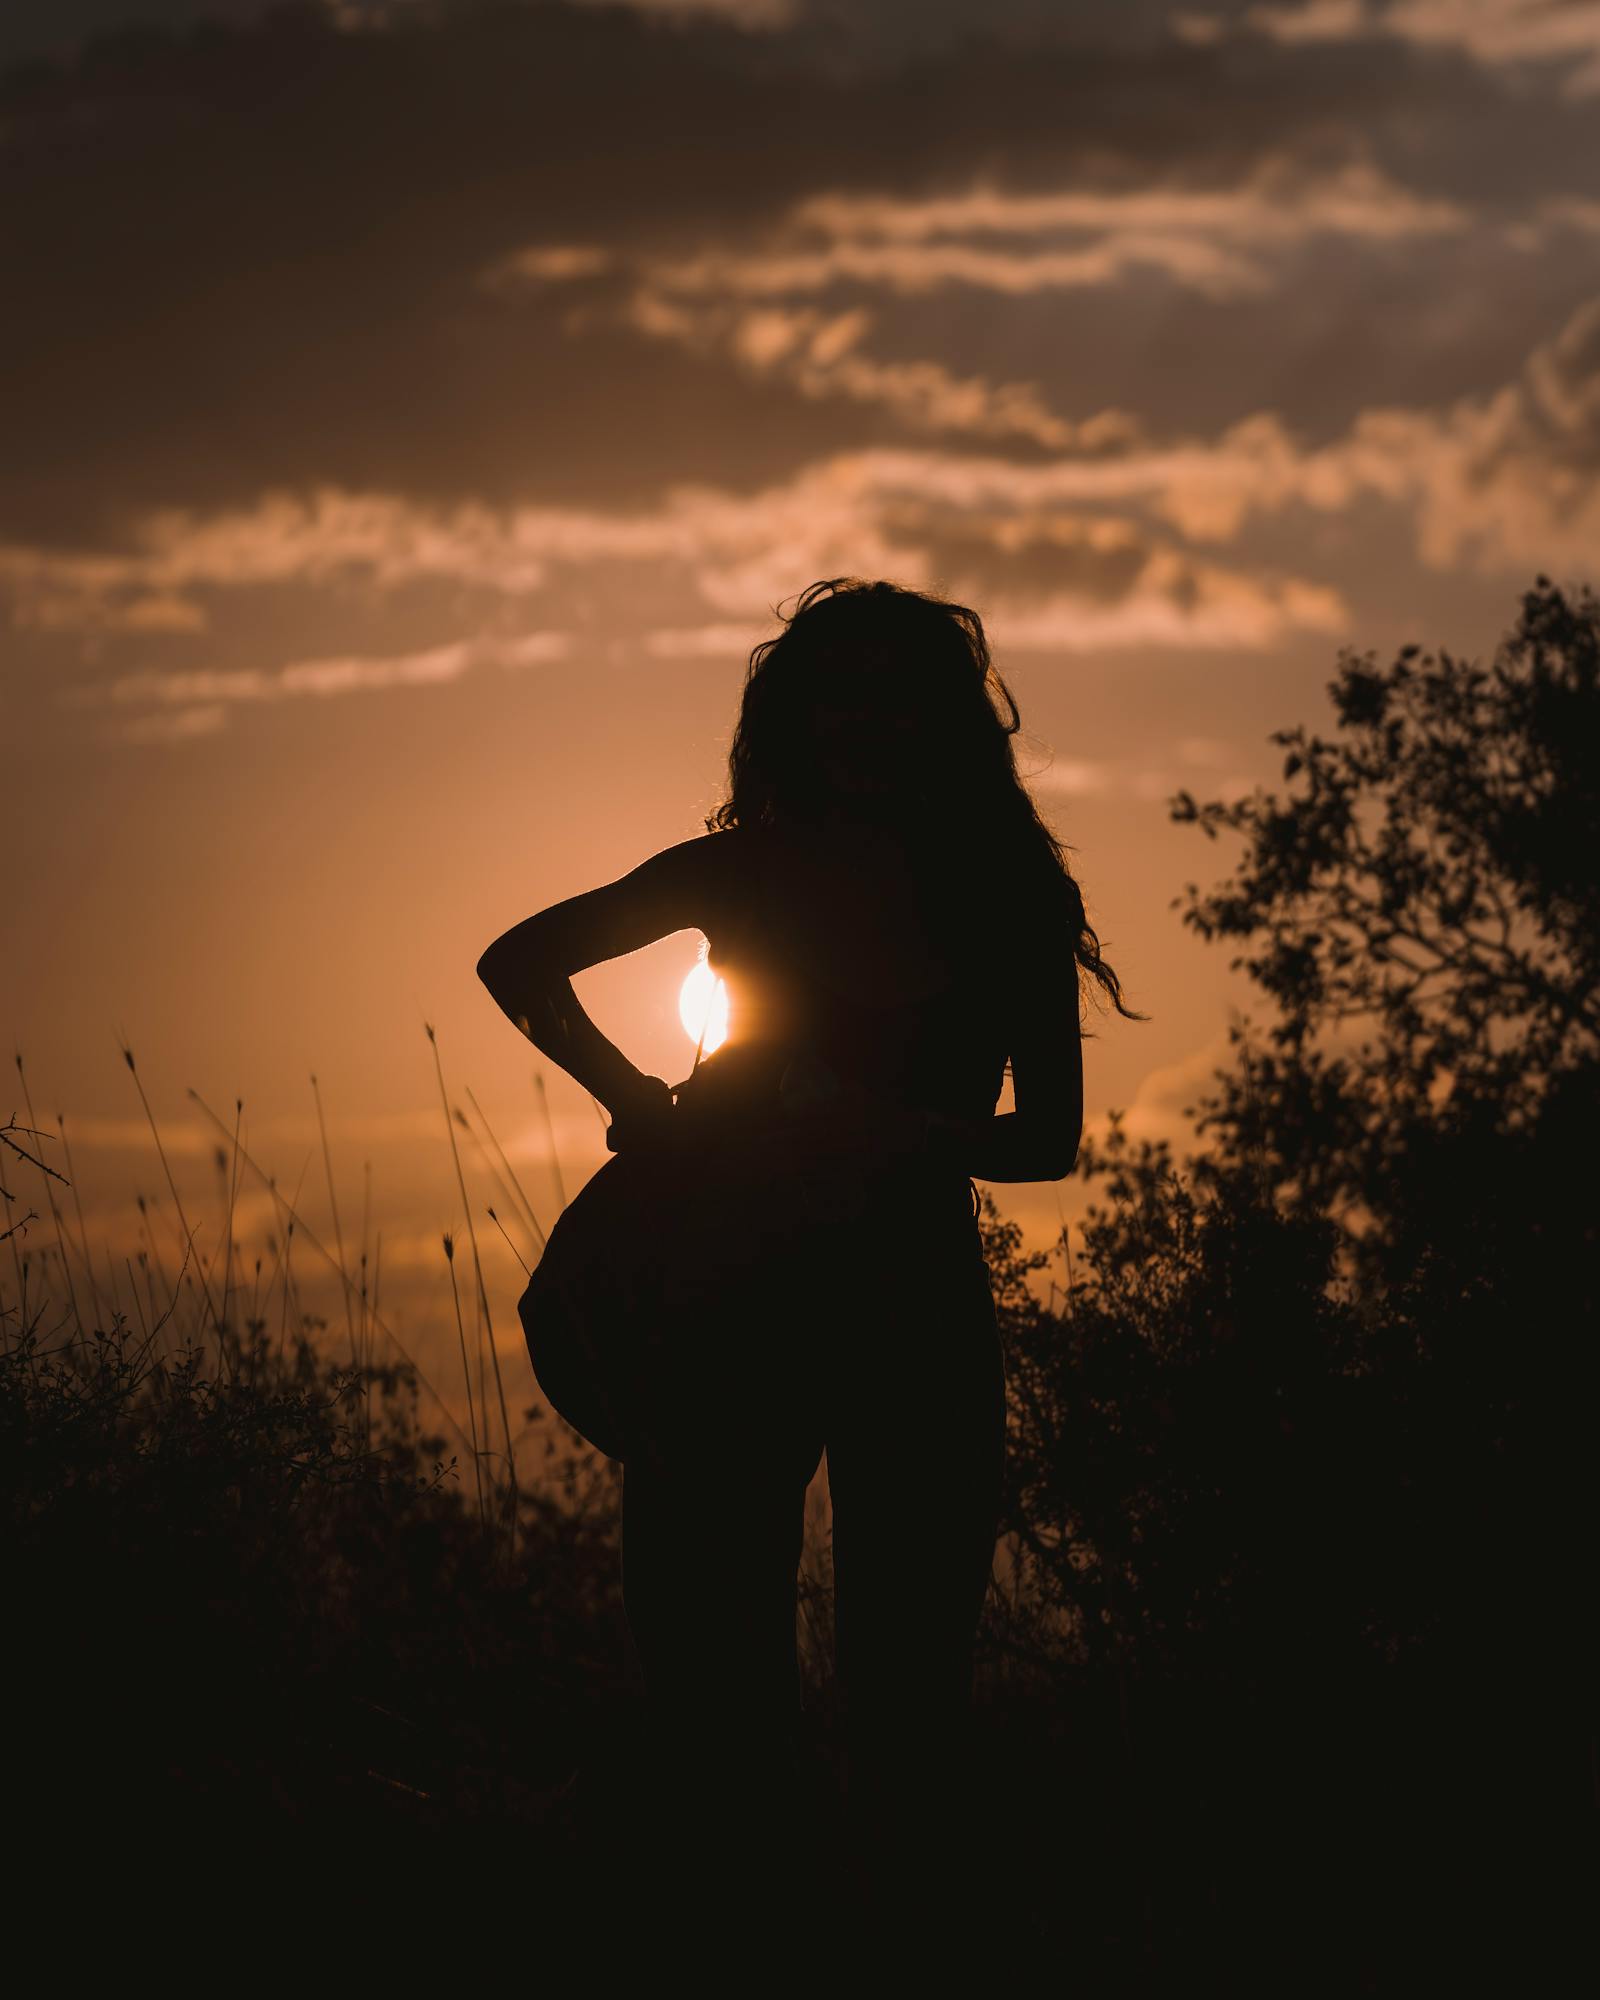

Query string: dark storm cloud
5 0 1596 550
0 1 1401 75
0 0 270 69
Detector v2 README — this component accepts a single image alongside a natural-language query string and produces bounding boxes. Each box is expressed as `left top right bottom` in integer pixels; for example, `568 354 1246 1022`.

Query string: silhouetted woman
476 578 1137 1950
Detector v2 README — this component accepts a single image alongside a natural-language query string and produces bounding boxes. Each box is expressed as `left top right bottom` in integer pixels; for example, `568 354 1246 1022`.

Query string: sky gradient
6 0 1597 1448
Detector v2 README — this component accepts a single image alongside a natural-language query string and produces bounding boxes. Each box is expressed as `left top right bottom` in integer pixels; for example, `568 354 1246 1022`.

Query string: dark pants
619 1161 1005 1939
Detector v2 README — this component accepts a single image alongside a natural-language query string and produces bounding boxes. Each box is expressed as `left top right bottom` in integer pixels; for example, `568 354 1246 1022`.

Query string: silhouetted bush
982 579 1595 1972
1 1293 632 1915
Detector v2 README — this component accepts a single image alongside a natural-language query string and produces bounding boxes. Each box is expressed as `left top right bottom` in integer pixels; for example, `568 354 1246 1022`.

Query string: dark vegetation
5 578 1593 1984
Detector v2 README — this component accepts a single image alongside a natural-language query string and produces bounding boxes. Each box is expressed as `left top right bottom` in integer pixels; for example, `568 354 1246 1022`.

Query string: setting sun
679 952 730 1056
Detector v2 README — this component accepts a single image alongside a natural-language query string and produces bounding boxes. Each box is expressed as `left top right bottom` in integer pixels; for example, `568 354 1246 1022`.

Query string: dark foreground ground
16 1649 1584 1991
5 1326 1585 1989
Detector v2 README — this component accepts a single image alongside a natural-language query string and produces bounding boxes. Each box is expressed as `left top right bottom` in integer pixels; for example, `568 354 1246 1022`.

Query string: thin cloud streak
622 294 1102 448
789 161 1471 246
495 157 1475 313
980 564 1348 651
1246 1 1600 93
77 631 571 742
99 632 569 707
1028 757 1258 803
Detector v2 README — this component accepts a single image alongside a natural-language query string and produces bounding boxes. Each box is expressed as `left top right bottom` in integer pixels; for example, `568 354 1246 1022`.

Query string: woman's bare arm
476 836 719 1117
925 951 1084 1183
479 830 1086 1175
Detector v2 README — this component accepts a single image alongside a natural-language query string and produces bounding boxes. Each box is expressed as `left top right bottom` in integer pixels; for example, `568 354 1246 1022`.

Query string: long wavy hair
704 576 1143 1024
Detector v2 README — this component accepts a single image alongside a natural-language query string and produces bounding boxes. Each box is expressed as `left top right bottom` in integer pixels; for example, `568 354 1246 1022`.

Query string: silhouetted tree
995 576 1596 1865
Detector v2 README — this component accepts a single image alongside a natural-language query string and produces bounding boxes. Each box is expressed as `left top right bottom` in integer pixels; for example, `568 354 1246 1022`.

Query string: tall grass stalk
368 1227 382 1452
426 1022 518 1560
14 1057 85 1342
124 1252 153 1346
358 1155 373 1444
464 1083 547 1251
270 1148 315 1374
98 1247 123 1328
131 1233 196 1378
474 1242 487 1476
120 1040 224 1352
487 1205 531 1278
56 1109 107 1333
533 1070 567 1212
131 1215 171 1355
216 1094 244 1382
4 1112 74 1357
442 1228 485 1527
453 1105 540 1270
134 1191 178 1336
277 1217 295 1372
311 1072 360 1377
188 1085 475 1462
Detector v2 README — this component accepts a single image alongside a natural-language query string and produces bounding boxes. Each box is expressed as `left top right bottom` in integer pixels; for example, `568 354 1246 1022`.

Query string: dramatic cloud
622 158 1473 305
81 630 572 738
0 4 1591 769
5 440 1351 745
6 0 1598 549
1155 293 1600 571
1246 1 1600 93
611 295 1106 449
10 279 1598 744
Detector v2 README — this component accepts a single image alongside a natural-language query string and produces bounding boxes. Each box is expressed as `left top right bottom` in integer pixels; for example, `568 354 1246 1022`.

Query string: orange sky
5 0 1597 1456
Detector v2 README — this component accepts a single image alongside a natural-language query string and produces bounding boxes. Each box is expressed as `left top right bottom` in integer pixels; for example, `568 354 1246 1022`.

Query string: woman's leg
822 1207 1006 1936
618 1287 825 1933
621 1448 811 1756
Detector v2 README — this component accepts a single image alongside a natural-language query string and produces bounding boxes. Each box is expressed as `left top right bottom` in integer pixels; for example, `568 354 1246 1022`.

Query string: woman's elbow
476 940 530 1003
1014 1132 1078 1182
477 912 567 993
1045 1120 1082 1181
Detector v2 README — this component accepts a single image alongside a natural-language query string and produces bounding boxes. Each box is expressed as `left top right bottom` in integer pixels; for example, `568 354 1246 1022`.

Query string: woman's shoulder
641 822 747 869
639 822 760 921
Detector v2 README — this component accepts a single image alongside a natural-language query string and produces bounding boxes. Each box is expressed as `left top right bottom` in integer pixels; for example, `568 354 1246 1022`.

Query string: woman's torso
678 820 1008 1145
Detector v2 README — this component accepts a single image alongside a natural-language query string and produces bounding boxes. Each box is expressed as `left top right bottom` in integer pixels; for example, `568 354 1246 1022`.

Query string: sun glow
679 954 730 1056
